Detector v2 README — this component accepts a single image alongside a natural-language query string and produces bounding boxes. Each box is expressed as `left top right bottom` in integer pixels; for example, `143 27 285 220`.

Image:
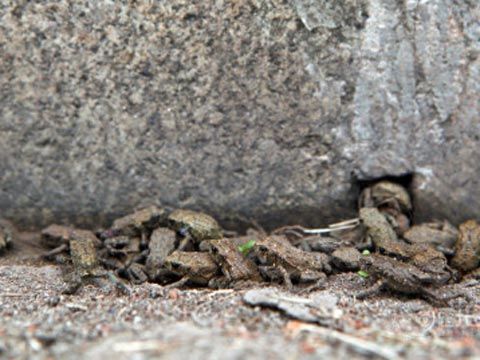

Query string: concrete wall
0 0 478 229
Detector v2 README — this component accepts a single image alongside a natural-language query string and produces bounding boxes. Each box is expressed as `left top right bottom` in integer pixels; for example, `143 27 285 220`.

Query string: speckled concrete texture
0 0 478 229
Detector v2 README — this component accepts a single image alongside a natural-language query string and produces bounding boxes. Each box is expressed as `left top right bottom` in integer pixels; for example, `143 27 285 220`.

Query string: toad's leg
91 272 131 295
258 265 279 281
231 279 264 290
42 243 68 259
299 272 327 294
208 276 230 289
355 280 385 300
165 276 189 289
106 272 131 295
177 234 193 251
421 287 475 307
147 268 172 283
278 266 293 291
222 230 238 238
124 250 149 267
99 256 124 271
258 265 291 289
140 231 149 250
62 272 82 295
126 264 149 284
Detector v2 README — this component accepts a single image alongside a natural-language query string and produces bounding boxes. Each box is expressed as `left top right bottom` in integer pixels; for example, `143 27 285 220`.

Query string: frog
145 228 177 281
355 253 470 307
167 209 223 250
0 219 16 253
41 225 101 260
253 235 331 291
359 207 411 258
101 206 166 249
63 231 129 295
451 220 480 273
201 238 262 287
163 251 220 288
403 220 458 256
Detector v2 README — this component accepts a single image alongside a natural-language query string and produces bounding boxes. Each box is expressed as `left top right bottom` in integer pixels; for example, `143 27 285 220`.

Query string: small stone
243 287 342 324
46 295 61 307
149 289 161 299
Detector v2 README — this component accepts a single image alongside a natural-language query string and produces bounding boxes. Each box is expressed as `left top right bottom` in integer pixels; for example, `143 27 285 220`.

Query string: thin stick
361 327 454 350
113 340 179 353
290 323 400 360
41 243 68 259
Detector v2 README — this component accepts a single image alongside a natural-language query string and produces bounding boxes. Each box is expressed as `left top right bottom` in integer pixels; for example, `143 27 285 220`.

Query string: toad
163 251 220 288
451 220 480 273
356 254 469 306
168 209 223 250
254 235 331 290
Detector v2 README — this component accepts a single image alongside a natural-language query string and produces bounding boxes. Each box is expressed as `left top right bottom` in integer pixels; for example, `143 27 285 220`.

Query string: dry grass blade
273 218 360 236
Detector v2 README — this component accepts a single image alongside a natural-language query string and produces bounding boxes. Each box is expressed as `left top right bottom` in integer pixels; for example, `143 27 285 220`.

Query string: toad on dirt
3 181 480 309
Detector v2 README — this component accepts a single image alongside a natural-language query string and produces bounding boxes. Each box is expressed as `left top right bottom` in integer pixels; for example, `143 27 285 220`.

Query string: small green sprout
357 270 369 278
238 240 256 256
362 249 371 256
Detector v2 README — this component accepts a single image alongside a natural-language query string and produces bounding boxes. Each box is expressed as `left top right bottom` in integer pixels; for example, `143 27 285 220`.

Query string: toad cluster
1 181 479 306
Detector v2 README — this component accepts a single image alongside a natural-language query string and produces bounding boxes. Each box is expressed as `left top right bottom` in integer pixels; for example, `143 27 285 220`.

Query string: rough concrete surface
0 0 479 229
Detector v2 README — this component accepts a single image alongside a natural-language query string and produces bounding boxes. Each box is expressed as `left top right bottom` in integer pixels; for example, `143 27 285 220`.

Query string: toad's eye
171 262 181 269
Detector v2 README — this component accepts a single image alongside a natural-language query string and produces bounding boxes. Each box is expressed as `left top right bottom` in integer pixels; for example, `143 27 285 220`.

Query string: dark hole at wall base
352 172 415 211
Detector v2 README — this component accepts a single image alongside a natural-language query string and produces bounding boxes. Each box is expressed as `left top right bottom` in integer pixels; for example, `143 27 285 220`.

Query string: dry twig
287 322 401 360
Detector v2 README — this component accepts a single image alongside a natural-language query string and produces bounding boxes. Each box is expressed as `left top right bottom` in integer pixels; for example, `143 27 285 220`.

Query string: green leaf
357 270 369 278
238 240 256 256
362 250 371 256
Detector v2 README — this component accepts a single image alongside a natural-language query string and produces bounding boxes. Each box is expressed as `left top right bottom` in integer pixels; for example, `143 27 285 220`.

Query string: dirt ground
1 233 479 360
